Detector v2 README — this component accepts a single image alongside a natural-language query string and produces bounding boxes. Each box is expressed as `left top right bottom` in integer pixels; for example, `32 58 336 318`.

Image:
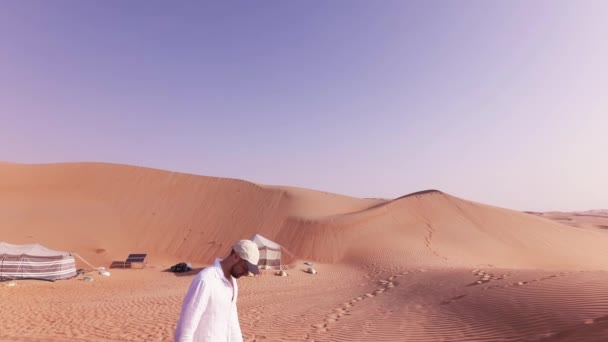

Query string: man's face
230 255 249 279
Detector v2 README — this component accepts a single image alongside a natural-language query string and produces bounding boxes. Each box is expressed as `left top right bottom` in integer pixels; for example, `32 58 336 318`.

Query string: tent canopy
0 242 72 257
251 234 281 251
250 234 282 270
0 242 77 281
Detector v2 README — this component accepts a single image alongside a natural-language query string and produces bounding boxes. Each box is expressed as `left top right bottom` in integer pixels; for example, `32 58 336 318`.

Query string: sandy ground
2 162 608 341
3 265 608 341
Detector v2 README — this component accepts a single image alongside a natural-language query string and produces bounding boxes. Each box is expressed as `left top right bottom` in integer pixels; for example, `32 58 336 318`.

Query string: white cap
233 239 260 274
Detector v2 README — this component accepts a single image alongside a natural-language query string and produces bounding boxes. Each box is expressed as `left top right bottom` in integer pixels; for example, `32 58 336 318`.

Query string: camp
0 242 77 281
250 234 284 271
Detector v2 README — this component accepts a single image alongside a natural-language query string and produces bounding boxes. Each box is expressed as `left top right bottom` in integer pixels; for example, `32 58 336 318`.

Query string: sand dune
2 162 606 269
530 210 608 232
260 185 387 219
2 162 608 341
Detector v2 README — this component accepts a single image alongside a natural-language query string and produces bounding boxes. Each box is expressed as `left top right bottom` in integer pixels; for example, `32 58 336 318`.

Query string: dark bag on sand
170 262 192 273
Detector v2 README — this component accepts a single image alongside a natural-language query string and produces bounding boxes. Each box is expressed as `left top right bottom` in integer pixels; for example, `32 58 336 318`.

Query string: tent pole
73 253 99 271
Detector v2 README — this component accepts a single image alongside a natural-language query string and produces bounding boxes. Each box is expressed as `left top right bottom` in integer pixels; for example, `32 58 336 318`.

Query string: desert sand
1 162 608 341
528 210 608 231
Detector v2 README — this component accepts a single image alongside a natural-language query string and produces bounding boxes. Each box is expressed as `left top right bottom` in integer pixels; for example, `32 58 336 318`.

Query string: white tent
250 234 283 270
0 242 77 281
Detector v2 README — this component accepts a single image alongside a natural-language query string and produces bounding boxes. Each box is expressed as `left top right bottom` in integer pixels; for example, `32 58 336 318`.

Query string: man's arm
229 302 243 342
175 275 210 342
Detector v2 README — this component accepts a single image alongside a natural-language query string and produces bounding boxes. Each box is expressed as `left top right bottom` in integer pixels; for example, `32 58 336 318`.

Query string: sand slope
2 162 608 341
530 210 608 231
1 162 608 270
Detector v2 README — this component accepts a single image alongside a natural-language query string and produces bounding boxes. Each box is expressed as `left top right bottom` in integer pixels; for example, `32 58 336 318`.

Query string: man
175 239 260 342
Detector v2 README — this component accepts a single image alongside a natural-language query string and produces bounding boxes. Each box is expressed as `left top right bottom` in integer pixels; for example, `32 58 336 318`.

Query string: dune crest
1 162 607 271
2 162 608 341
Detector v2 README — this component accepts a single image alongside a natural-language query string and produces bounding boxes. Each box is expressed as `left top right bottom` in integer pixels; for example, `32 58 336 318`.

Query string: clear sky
1 1 606 212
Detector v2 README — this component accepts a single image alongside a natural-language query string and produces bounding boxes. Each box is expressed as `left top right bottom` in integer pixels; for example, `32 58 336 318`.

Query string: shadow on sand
162 267 206 277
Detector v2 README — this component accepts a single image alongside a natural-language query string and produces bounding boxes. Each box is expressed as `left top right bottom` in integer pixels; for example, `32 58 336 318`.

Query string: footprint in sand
395 271 409 277
440 294 467 305
312 323 326 329
482 272 571 291
310 273 408 336
470 269 511 286
311 304 352 334
374 289 385 296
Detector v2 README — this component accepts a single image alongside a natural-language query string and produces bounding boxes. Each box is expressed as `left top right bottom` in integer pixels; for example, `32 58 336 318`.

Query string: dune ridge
1 162 608 271
2 162 608 341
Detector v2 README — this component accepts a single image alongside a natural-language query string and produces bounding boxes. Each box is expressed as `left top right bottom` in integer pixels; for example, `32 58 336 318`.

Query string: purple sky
1 1 606 212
